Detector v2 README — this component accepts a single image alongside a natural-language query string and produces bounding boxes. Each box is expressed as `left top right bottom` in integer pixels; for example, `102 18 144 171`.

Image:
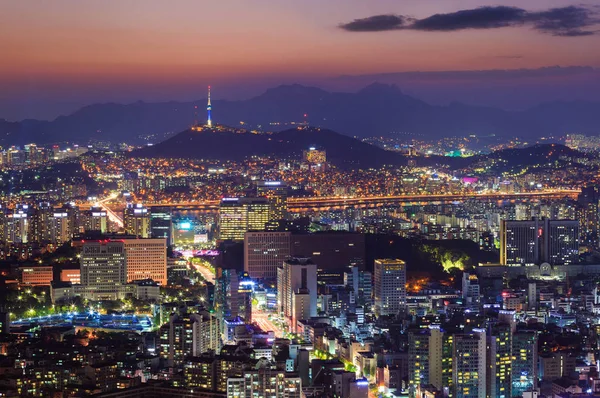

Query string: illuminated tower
206 85 212 127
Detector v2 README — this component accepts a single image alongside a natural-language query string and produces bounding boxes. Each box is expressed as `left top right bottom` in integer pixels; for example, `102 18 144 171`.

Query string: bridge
94 190 579 213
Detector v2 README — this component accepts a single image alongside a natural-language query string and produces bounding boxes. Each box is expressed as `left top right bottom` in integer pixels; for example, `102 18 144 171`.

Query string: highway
89 190 580 212
97 193 124 228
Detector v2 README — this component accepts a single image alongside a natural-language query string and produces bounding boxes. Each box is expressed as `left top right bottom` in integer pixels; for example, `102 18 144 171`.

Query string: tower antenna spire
207 85 212 127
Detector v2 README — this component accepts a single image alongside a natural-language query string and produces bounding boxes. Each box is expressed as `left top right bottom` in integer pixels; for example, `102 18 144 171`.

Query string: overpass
97 190 579 213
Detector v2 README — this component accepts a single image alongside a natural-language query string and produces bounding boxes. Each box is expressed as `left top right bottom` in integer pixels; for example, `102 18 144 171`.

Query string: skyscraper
80 240 127 299
500 218 580 266
123 203 150 238
256 181 288 220
277 257 317 328
487 323 512 398
453 329 486 398
374 259 406 317
219 198 247 241
122 238 167 285
500 219 539 265
4 204 29 244
83 206 108 233
149 207 172 245
218 197 270 241
159 311 221 367
244 231 291 280
511 331 538 397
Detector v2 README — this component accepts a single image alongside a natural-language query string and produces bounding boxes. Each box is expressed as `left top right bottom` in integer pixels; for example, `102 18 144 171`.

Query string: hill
132 126 407 169
1 84 600 146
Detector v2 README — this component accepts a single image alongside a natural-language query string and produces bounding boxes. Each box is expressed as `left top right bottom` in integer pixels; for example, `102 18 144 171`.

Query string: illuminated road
96 193 124 228
253 312 285 338
105 190 579 212
190 262 215 284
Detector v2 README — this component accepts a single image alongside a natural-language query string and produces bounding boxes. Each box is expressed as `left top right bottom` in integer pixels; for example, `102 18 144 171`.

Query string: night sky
2 0 600 120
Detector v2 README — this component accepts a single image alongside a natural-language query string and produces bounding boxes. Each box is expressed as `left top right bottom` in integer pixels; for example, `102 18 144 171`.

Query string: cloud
411 6 526 31
339 5 599 36
339 14 407 32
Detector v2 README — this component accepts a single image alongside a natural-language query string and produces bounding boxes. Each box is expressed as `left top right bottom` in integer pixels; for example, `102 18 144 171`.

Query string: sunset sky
2 0 600 120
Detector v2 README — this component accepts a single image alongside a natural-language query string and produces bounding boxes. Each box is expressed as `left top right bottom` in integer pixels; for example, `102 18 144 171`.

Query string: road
85 190 580 213
96 193 124 228
190 262 215 284
253 312 285 338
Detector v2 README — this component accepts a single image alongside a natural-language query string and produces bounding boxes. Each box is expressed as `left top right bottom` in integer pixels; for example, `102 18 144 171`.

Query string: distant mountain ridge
1 83 600 146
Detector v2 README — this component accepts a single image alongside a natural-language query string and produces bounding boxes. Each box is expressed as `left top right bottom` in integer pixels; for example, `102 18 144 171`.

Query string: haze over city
2 0 600 119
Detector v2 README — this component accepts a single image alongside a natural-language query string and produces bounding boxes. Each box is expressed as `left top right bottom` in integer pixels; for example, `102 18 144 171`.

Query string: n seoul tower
206 86 212 127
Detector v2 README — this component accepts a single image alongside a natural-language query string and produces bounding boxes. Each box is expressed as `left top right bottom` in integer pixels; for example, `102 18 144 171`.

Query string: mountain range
1 83 600 146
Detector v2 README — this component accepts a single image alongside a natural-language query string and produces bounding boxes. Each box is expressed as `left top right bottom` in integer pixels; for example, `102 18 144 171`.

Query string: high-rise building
461 272 480 307
214 268 251 322
123 203 150 238
80 240 127 299
277 257 317 328
244 231 291 280
83 206 108 233
578 186 599 246
500 219 539 265
150 207 172 245
219 197 270 241
4 204 30 244
487 323 512 398
122 238 167 285
245 197 270 232
374 259 406 317
453 329 486 398
511 331 538 397
256 181 288 220
544 219 579 265
159 311 221 367
500 218 580 265
408 326 453 398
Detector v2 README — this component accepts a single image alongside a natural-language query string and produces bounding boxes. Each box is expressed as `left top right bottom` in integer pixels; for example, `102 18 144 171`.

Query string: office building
500 220 539 265
244 231 291 280
256 181 288 220
277 257 317 328
374 259 406 317
124 203 150 238
219 197 270 241
500 218 580 266
245 197 271 232
123 238 167 285
80 240 127 299
150 207 172 245
19 266 54 286
83 206 108 233
544 219 579 265
453 329 486 398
